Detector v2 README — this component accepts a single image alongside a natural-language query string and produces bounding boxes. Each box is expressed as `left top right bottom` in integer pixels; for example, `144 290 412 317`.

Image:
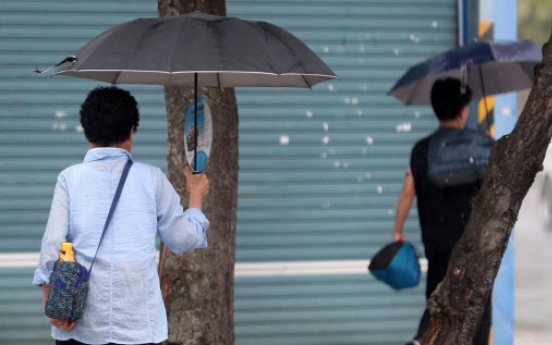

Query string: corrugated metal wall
0 0 457 344
230 1 456 343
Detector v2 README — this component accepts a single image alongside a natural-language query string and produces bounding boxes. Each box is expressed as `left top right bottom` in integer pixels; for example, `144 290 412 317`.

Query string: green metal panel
0 268 51 345
230 0 456 263
229 1 456 343
234 274 427 345
0 0 167 253
0 0 456 344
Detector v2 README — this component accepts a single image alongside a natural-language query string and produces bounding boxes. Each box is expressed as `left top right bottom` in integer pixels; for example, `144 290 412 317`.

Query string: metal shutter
230 1 456 343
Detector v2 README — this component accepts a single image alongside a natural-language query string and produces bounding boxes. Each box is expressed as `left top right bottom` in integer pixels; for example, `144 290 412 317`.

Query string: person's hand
393 231 407 242
183 165 209 209
48 318 76 331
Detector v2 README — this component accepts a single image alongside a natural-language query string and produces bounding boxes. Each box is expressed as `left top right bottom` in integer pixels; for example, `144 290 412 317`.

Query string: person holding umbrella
33 86 210 345
391 78 493 345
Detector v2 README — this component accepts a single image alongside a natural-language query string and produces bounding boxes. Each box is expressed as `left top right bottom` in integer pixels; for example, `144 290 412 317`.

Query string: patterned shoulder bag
45 159 133 321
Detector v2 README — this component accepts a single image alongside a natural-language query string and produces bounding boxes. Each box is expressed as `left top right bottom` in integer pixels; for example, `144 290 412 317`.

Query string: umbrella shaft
194 73 198 172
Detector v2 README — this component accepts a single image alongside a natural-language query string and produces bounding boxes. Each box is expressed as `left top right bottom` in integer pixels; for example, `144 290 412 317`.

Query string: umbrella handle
460 60 472 95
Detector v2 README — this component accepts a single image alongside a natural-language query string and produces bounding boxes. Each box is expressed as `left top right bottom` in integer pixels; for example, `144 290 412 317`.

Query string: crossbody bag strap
88 159 133 274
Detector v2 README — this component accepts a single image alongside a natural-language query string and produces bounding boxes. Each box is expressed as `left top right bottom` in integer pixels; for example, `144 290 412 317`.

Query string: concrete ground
514 169 552 344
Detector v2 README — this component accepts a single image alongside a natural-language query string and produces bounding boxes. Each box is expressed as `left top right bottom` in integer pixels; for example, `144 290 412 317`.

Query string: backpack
427 127 493 187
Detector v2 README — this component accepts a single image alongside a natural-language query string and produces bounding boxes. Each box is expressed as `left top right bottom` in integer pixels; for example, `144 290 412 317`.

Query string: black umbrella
388 40 542 105
37 11 337 171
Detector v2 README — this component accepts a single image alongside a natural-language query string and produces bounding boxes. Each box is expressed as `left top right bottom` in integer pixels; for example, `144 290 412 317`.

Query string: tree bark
157 1 238 345
423 32 552 345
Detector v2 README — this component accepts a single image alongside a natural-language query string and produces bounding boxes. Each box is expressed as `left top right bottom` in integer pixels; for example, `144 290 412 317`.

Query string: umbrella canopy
53 11 337 88
388 40 542 105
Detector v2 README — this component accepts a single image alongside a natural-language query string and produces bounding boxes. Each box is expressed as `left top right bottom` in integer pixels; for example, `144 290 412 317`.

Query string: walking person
392 78 494 345
33 86 210 345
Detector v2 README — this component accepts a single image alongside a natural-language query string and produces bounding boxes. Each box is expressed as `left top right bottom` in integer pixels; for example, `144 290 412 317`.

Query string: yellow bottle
59 242 75 262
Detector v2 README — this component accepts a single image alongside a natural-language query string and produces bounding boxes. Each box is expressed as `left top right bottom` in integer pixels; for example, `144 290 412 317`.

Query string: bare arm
392 174 416 242
42 284 49 306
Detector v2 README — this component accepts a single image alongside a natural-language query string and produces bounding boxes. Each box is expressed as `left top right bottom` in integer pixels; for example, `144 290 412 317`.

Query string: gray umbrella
51 11 336 87
38 11 337 172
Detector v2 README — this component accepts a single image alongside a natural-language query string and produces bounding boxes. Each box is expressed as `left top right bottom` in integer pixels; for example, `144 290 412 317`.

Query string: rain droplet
323 122 329 132
366 137 374 145
343 162 349 168
59 123 67 131
306 110 313 118
377 185 383 194
365 172 372 178
279 135 290 145
351 98 359 105
334 161 341 168
396 122 412 132
393 48 399 55
55 110 67 118
388 209 394 215
502 107 512 116
328 84 335 92
75 125 84 133
432 21 438 28
323 46 329 53
52 124 59 130
415 111 421 118
357 110 363 116
322 136 330 145
344 97 351 105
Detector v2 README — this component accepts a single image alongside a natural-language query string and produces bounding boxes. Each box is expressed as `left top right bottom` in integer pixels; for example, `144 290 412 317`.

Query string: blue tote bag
368 241 421 290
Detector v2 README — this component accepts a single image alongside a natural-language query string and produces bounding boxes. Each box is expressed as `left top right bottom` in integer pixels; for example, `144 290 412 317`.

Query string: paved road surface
514 171 552 344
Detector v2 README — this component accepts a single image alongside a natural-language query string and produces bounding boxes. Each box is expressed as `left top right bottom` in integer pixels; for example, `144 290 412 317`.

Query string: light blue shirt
33 148 209 344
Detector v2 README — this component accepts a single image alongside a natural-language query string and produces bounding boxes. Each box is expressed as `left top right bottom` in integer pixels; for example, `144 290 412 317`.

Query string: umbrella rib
300 74 312 88
111 70 122 84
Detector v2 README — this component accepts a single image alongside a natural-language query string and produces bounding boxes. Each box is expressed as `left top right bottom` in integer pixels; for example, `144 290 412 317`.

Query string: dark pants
413 255 492 345
56 340 161 345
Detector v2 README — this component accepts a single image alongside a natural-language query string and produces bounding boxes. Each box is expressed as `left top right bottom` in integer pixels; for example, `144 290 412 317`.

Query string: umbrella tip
33 55 78 74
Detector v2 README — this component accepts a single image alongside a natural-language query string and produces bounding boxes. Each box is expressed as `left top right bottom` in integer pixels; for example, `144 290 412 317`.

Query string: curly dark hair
79 86 139 146
430 78 472 122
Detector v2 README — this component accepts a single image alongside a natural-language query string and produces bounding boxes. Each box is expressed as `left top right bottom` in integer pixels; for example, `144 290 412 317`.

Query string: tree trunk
157 1 238 345
423 32 552 345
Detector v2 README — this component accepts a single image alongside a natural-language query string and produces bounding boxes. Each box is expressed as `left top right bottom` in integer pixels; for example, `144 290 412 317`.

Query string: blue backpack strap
88 159 133 274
